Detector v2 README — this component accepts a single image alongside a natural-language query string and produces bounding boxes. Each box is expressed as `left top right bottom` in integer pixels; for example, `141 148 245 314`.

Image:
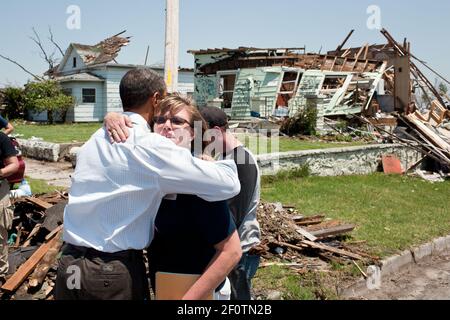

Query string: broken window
320 75 347 92
275 71 302 109
218 72 237 109
82 88 96 103
73 57 77 68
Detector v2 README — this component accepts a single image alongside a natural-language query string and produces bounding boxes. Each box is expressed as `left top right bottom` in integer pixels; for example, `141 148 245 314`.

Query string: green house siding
231 67 283 120
289 70 325 116
194 75 217 107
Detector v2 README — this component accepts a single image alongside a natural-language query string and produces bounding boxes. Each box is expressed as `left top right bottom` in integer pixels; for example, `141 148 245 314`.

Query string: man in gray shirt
200 107 261 300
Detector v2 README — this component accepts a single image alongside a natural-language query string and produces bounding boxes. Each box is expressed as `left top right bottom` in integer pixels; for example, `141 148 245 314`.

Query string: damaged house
31 33 194 122
189 29 450 172
188 46 386 131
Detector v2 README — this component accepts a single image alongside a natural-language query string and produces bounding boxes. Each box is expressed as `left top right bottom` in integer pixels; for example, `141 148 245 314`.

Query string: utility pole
164 0 179 93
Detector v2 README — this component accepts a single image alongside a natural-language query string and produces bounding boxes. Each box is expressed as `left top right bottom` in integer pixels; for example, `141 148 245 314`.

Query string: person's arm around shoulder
154 138 241 202
104 112 133 143
182 231 242 300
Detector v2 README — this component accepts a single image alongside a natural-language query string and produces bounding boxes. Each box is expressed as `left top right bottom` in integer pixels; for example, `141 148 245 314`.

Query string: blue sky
1 0 449 87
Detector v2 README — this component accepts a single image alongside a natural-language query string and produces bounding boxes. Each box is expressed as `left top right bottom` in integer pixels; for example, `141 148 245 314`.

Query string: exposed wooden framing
364 62 388 110
351 44 367 71
363 44 370 60
330 56 338 71
380 28 447 110
320 55 328 71
341 49 351 58
393 55 411 113
340 57 348 72
362 60 369 72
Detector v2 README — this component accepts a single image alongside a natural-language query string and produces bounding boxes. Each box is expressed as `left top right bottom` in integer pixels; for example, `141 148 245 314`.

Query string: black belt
64 243 143 260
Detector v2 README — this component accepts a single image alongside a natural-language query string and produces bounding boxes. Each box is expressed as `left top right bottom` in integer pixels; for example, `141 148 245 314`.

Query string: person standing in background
200 107 261 301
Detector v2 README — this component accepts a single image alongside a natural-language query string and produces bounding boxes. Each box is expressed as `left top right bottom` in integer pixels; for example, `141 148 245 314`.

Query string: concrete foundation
257 144 422 176
17 139 83 162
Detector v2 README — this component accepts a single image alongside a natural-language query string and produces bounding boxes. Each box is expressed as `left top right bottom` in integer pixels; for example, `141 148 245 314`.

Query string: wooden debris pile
252 202 380 272
1 192 67 300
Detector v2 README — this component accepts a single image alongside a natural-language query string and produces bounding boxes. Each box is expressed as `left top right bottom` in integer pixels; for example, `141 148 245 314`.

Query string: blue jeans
228 253 260 300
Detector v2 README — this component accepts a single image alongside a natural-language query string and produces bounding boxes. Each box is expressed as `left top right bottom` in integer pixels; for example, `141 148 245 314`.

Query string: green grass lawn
261 173 450 257
13 121 102 143
24 177 65 195
12 121 368 152
256 173 450 300
233 134 368 155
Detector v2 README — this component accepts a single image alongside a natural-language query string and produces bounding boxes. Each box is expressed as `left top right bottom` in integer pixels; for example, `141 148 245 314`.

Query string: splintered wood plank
45 224 64 241
23 223 42 248
309 224 355 239
302 240 364 260
293 215 325 226
1 232 61 292
296 227 318 242
29 235 63 288
25 197 53 210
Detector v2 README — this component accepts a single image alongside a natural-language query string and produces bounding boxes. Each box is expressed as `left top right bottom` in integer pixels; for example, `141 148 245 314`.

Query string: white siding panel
61 50 86 73
70 82 105 122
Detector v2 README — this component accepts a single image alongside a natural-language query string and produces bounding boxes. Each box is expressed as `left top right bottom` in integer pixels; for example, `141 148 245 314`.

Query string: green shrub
280 106 318 136
1 87 26 119
24 80 75 123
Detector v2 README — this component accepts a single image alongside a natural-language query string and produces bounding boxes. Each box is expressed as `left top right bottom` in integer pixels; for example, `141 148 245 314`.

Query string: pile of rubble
252 202 379 273
1 195 378 300
1 192 67 300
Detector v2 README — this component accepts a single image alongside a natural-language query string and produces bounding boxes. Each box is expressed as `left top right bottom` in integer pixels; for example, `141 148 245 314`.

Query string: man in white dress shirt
55 68 241 300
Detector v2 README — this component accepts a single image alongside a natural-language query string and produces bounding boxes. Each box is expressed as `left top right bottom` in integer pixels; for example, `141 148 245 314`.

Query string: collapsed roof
47 31 131 77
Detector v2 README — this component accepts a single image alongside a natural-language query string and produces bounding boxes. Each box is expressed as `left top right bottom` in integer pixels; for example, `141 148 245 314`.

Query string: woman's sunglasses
153 115 192 127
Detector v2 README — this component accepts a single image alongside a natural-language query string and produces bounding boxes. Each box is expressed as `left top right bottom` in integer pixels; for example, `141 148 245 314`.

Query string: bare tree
0 26 66 82
48 26 65 57
29 27 57 70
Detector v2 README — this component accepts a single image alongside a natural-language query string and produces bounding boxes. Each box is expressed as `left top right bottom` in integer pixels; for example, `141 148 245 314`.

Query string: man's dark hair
120 68 166 111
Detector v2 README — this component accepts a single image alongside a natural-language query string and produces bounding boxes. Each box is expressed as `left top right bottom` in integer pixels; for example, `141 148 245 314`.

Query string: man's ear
152 92 161 104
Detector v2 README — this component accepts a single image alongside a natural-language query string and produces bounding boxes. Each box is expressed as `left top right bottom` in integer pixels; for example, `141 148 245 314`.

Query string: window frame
82 88 96 104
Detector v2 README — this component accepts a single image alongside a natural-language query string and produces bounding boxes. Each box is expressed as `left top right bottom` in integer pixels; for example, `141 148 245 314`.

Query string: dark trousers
228 253 260 300
55 244 149 300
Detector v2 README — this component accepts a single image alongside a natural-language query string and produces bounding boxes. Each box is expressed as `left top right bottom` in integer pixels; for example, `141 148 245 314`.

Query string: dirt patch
24 158 73 188
347 253 450 300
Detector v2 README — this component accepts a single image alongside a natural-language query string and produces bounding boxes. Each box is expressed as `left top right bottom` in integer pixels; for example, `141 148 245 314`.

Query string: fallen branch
0 53 43 81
